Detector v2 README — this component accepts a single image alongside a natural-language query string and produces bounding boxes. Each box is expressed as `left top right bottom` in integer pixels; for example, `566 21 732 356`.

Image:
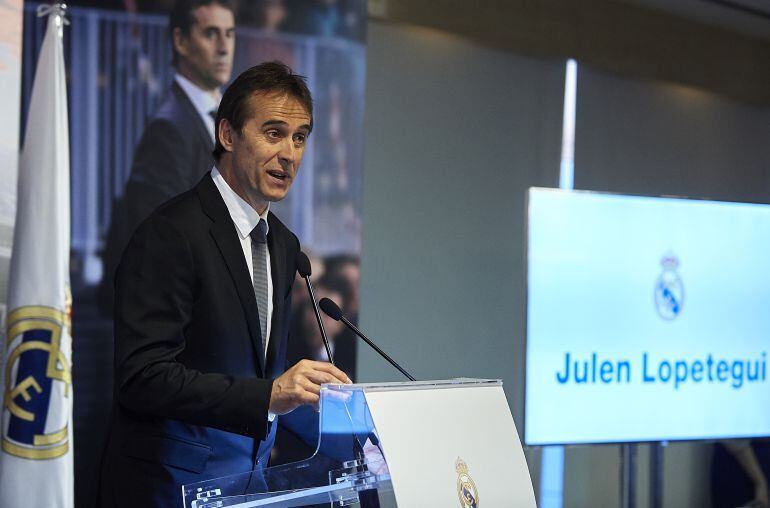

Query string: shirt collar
175 73 220 123
211 166 270 240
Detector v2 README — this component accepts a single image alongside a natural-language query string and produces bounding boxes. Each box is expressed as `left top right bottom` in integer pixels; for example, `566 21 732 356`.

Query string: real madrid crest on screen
456 457 479 507
654 254 684 320
2 299 72 459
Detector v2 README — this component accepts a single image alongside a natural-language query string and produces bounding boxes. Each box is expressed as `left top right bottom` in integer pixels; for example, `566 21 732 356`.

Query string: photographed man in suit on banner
100 0 236 314
97 62 351 507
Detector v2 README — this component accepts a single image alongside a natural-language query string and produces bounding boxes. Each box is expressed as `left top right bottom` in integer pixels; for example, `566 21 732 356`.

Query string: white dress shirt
210 166 274 357
175 73 220 142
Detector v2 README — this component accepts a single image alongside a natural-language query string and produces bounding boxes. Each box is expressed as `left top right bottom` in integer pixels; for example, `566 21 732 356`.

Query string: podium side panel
364 385 536 507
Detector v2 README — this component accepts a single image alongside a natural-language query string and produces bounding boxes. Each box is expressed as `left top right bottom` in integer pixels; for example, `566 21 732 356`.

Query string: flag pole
36 3 69 38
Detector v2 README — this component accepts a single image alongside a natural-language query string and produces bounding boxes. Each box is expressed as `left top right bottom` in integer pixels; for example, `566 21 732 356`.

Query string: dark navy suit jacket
97 174 300 507
99 81 215 317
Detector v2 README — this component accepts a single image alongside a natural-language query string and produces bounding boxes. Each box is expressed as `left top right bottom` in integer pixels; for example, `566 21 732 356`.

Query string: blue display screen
524 188 770 445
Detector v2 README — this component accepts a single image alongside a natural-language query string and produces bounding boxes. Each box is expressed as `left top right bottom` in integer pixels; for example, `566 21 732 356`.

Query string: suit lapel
197 175 265 375
171 81 212 150
265 213 286 377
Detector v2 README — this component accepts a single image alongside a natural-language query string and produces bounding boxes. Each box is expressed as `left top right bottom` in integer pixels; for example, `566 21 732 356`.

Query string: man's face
174 3 235 89
220 92 312 213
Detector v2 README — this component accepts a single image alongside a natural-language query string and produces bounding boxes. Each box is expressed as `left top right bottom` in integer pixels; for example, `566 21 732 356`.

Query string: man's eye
293 134 306 145
266 130 280 139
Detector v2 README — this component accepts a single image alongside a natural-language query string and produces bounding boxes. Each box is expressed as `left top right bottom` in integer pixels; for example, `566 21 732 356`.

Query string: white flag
0 5 73 508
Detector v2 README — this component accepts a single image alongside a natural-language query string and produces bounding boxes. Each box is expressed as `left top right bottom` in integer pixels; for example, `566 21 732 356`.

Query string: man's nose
216 34 230 54
278 138 297 165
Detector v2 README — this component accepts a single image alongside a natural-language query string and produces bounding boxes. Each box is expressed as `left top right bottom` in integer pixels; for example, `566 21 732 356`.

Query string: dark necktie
250 219 269 359
209 110 217 144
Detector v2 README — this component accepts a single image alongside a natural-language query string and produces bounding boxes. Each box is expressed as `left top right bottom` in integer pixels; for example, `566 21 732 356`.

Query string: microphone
319 298 415 381
296 252 335 364
320 297 393 508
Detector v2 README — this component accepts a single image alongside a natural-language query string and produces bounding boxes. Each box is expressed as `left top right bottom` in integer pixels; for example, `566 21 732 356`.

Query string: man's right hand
269 359 352 415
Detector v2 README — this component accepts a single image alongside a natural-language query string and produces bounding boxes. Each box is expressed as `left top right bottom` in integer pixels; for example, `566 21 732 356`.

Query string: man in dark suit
99 0 235 315
97 62 351 507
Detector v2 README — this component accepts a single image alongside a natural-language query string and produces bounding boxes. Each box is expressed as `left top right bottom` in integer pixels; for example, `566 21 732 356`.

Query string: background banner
18 1 367 504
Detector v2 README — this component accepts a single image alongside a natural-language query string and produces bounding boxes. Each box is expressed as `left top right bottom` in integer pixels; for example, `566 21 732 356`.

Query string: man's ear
218 118 235 153
172 27 189 59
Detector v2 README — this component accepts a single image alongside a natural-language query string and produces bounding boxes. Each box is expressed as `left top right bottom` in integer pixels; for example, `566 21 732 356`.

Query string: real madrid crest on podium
654 253 684 320
456 457 479 508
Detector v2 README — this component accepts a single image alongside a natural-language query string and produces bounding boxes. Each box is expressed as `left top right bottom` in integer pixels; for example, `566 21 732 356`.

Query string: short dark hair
169 0 234 67
213 62 314 161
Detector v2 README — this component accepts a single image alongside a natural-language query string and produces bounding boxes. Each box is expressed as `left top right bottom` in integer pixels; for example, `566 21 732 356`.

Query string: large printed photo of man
18 0 366 505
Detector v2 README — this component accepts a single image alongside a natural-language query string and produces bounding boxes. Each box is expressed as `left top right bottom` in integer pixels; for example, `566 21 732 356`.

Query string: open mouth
266 169 289 182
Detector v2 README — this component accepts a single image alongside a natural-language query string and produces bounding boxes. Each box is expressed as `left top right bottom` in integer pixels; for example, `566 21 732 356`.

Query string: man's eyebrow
262 120 312 132
202 25 235 32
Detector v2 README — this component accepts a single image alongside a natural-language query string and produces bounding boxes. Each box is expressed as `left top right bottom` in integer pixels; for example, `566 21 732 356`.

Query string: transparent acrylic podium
183 381 394 508
182 379 536 508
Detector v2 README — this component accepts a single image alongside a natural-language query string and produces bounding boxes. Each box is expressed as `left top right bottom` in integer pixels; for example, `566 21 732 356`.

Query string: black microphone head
319 298 343 321
296 251 312 278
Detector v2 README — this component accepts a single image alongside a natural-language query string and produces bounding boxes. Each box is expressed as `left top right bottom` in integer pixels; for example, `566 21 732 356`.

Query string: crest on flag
3 299 71 459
